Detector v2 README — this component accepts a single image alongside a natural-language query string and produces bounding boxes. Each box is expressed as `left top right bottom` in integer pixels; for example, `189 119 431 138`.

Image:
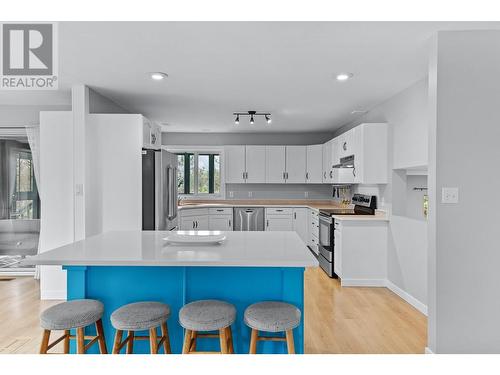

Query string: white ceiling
2 22 500 133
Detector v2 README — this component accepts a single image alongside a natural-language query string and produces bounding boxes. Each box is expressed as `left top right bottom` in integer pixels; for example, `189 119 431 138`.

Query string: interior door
245 146 266 183
265 146 286 183
286 146 307 183
225 146 246 183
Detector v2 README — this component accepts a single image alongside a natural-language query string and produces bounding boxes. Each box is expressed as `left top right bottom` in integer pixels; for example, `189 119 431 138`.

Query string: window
10 149 39 219
176 152 221 196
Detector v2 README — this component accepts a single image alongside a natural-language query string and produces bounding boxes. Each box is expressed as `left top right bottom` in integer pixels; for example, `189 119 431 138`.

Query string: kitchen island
25 230 317 354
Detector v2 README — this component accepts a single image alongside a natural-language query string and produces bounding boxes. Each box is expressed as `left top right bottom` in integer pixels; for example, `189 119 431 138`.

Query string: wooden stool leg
249 329 258 354
126 331 134 354
226 327 234 354
285 330 295 354
39 329 51 354
160 322 171 354
190 331 197 352
149 327 158 354
63 330 70 354
182 329 192 354
76 327 85 354
219 328 228 354
112 330 124 354
95 319 108 354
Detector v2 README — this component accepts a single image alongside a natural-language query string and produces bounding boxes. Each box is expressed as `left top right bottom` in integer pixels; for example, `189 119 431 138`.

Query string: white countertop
332 211 389 222
23 230 318 268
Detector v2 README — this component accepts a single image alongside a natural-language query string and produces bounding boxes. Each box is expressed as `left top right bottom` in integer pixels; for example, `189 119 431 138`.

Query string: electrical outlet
229 191 234 198
442 187 459 204
304 191 309 198
248 191 253 198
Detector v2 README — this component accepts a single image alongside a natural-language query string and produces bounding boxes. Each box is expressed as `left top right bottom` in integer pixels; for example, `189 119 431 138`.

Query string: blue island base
64 266 305 354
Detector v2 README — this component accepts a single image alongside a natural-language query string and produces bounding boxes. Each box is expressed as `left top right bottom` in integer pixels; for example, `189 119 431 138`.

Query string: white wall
39 111 73 299
428 30 500 353
85 114 143 236
335 79 429 313
163 132 335 146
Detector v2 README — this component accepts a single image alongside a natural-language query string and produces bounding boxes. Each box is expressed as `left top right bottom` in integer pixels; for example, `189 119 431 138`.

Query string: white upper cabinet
337 128 356 159
143 118 161 150
286 146 307 183
266 146 286 183
353 123 388 184
306 145 323 184
245 146 266 183
225 146 246 183
322 140 333 183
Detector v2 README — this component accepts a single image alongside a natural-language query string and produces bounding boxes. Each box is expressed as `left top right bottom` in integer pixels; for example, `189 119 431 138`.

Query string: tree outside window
176 152 220 196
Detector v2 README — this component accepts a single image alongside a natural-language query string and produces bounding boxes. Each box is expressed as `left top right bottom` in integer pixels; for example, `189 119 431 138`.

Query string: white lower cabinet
265 216 293 231
208 216 233 231
179 208 209 230
180 215 209 230
292 208 308 245
334 219 388 286
308 209 319 254
265 207 308 246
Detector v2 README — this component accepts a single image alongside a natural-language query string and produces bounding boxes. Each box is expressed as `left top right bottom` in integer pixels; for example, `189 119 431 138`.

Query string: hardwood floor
304 267 427 353
0 268 427 354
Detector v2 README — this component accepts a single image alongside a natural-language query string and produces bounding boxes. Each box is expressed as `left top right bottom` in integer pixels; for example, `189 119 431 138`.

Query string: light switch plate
442 187 459 204
304 191 309 198
248 191 253 198
229 191 234 198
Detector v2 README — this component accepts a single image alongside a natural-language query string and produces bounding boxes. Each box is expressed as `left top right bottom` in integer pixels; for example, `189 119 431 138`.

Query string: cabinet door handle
283 172 285 180
324 172 326 179
343 141 347 151
266 220 269 227
243 172 245 179
294 212 297 219
276 209 283 212
353 167 356 177
192 221 195 229
229 219 231 228
196 221 198 228
330 171 333 178
306 172 309 180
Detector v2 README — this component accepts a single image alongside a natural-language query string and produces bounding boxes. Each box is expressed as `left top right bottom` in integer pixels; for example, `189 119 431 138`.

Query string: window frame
167 146 225 200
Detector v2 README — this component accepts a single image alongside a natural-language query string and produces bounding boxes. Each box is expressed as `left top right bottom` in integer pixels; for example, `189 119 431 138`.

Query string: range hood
333 155 355 169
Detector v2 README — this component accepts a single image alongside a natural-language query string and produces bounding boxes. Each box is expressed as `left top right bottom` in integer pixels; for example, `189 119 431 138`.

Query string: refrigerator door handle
166 166 177 221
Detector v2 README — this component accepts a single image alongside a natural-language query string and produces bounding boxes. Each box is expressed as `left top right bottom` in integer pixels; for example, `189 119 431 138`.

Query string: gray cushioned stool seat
179 300 236 331
40 299 104 330
111 302 171 331
244 301 301 333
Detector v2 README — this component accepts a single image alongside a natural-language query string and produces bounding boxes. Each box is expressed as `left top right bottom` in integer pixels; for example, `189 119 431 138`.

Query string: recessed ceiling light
336 73 353 82
149 72 168 81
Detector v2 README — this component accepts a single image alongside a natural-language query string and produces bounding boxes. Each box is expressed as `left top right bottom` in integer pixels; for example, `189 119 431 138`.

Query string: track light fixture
233 111 272 126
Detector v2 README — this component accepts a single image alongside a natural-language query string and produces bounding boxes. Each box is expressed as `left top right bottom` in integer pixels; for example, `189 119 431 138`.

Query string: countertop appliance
317 194 377 278
142 149 178 231
233 207 265 231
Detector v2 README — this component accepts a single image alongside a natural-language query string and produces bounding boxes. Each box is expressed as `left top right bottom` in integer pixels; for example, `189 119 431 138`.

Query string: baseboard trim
341 278 386 287
424 347 434 354
40 290 66 300
385 280 428 316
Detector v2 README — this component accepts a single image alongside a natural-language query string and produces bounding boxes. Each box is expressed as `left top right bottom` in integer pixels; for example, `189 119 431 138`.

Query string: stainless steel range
317 194 377 278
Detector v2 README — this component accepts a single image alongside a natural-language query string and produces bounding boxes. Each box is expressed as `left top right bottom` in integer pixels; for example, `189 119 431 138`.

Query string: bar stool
244 301 301 354
179 299 236 354
39 299 107 354
110 301 171 354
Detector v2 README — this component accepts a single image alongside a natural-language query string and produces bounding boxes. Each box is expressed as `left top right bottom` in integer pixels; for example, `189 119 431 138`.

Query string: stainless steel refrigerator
142 149 178 230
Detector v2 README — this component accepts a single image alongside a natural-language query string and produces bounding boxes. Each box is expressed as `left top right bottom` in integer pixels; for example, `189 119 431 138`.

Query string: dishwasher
233 207 265 231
